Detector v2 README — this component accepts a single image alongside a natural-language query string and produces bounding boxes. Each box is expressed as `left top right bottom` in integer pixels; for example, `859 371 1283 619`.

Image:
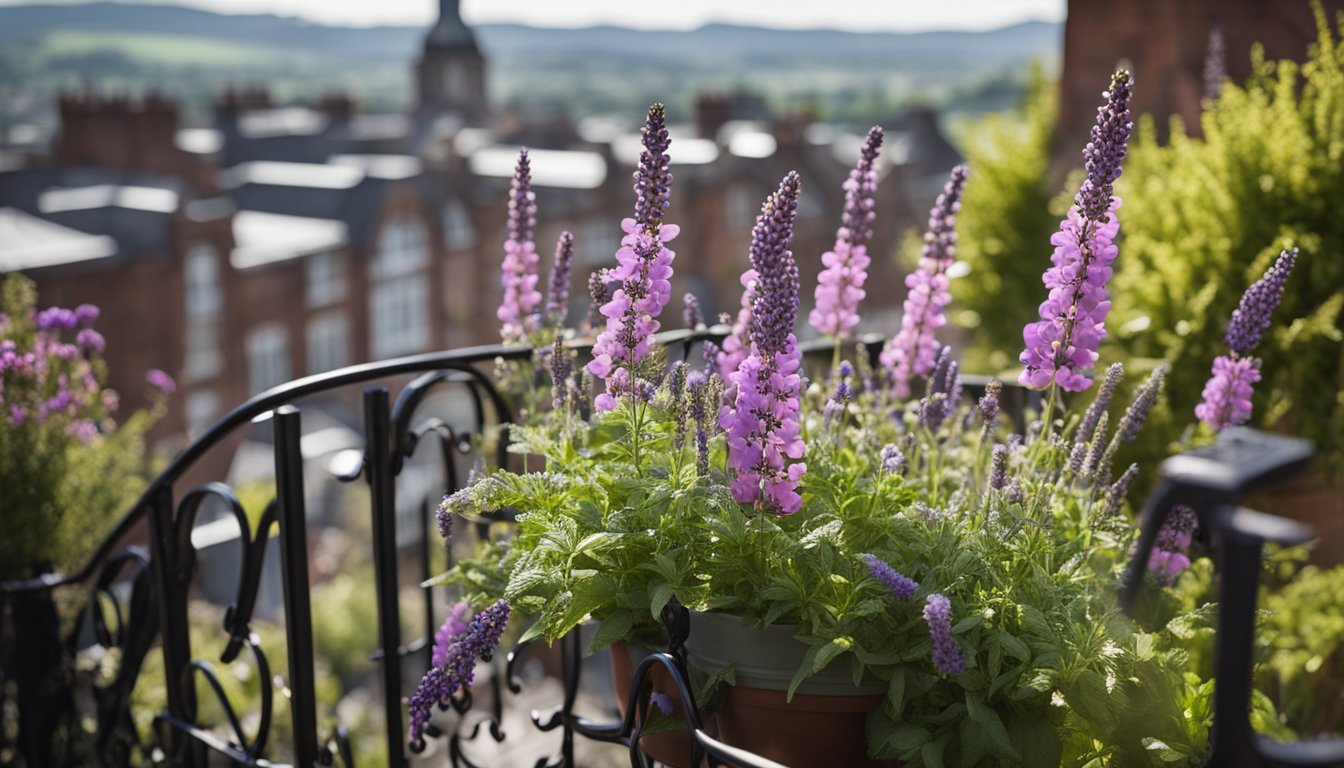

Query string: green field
41 30 301 68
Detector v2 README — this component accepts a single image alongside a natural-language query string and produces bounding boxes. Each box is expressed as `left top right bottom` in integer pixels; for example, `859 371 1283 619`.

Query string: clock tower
415 0 487 121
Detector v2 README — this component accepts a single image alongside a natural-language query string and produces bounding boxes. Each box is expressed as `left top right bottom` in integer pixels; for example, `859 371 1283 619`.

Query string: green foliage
434 345 1211 766
951 62 1061 376
1259 562 1344 737
0 273 164 579
1113 6 1344 475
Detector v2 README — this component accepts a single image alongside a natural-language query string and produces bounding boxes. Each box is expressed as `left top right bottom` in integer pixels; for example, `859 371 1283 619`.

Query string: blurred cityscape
0 0 1333 463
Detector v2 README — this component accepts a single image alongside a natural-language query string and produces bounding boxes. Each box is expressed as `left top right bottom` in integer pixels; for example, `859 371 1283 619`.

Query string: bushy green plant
1112 5 1344 475
0 273 167 579
950 62 1060 376
438 356 1220 766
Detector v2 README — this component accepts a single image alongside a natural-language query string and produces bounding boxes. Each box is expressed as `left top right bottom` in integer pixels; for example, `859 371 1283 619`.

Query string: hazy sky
1 0 1067 30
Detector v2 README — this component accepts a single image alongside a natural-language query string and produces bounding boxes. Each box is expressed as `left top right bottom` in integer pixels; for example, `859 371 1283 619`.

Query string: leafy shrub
1112 6 1344 475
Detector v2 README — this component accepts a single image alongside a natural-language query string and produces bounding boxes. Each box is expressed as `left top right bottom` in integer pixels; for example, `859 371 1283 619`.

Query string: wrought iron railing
0 330 1338 768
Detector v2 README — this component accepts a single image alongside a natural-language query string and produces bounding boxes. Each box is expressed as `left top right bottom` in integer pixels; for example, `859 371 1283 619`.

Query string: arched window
369 216 430 358
184 242 223 379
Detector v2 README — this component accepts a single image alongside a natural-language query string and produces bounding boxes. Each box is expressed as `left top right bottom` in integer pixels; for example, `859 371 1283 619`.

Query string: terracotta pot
609 640 698 768
685 612 897 768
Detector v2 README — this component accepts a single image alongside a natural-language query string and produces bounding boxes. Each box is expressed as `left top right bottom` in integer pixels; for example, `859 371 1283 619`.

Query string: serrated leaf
1141 737 1186 762
951 614 984 634
1065 669 1111 724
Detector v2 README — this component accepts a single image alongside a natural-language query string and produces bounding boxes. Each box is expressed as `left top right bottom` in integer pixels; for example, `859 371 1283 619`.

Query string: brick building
0 0 959 462
1058 0 1344 153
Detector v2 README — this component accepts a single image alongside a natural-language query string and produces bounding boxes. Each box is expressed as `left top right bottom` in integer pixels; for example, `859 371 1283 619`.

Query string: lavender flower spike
543 231 575 327
863 554 918 599
431 601 472 668
1204 25 1226 102
719 172 807 514
587 104 679 410
1225 248 1297 357
810 126 883 340
683 292 703 330
923 593 965 676
881 164 968 398
409 599 511 744
498 149 542 342
1019 71 1133 392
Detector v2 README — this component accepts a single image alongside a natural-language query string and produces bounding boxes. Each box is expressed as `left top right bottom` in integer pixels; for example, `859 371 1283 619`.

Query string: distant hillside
0 2 1060 128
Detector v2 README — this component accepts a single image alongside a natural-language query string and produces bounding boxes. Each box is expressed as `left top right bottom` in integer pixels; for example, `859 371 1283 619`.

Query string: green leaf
648 582 674 620
999 632 1031 663
786 643 822 700
951 614 984 634
1141 737 1187 763
865 707 931 759
1065 669 1111 724
590 610 635 653
965 693 1019 761
1010 712 1062 768
813 637 853 673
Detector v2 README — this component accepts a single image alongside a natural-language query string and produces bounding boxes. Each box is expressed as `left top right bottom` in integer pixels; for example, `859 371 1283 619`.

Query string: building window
245 323 290 395
580 217 620 268
370 217 430 359
442 199 476 251
184 243 223 380
370 279 429 358
184 389 219 437
306 251 346 308
307 311 349 373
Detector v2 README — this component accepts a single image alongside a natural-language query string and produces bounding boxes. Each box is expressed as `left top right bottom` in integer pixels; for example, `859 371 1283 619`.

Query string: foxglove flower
409 599 511 744
810 127 883 340
923 593 965 676
719 173 807 514
588 104 678 410
1019 71 1133 392
498 150 542 342
863 554 918 599
881 165 969 397
543 231 575 328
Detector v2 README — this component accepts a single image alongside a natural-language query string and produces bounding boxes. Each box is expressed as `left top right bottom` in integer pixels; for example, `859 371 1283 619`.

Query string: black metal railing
0 329 1336 768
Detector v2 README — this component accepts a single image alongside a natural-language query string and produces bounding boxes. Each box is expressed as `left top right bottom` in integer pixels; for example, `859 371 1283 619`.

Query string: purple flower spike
1019 71 1133 393
544 231 575 328
36 307 77 332
1204 26 1226 102
1149 506 1199 586
882 165 968 398
1195 355 1261 431
74 304 100 327
1224 248 1296 357
498 149 542 342
409 599 511 743
810 126 883 340
719 173 807 515
923 593 965 676
683 292 703 330
587 104 679 410
863 554 918 599
76 328 105 354
1196 249 1295 432
432 601 472 668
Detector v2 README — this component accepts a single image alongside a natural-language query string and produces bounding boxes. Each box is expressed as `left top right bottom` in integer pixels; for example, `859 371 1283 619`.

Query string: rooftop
222 161 364 191
0 207 117 271
230 210 349 270
38 184 179 214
